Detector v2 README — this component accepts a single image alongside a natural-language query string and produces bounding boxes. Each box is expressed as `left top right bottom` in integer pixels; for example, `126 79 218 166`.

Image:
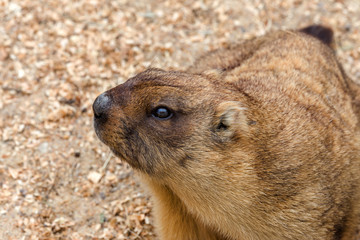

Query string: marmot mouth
110 147 156 174
93 121 105 143
110 147 140 169
110 148 125 159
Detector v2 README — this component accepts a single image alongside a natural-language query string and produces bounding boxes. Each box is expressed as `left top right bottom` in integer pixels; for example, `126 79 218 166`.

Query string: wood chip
87 171 103 184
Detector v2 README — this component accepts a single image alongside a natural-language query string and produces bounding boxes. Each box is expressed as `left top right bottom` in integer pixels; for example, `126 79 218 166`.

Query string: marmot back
93 25 360 240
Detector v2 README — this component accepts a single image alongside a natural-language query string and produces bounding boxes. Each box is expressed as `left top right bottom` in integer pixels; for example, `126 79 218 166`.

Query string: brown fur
93 26 360 239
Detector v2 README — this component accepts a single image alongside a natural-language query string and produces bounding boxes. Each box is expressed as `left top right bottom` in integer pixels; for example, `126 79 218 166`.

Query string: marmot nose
93 93 111 119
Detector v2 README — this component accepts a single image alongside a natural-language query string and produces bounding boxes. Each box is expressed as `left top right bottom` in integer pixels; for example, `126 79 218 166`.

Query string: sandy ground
0 0 359 239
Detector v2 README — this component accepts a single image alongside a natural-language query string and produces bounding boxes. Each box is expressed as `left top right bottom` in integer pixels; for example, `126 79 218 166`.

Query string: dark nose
93 92 112 119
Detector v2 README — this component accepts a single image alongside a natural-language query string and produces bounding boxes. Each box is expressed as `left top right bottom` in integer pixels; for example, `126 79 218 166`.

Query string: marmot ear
201 69 223 79
212 101 248 141
300 25 335 49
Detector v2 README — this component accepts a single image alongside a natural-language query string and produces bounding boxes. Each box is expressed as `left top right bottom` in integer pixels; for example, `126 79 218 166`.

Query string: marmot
93 25 360 240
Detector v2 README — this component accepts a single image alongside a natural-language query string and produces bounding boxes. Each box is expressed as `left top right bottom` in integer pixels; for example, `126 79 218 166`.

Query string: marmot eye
152 107 173 119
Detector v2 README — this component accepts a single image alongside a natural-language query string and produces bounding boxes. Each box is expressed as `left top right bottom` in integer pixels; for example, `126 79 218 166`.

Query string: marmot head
93 68 250 176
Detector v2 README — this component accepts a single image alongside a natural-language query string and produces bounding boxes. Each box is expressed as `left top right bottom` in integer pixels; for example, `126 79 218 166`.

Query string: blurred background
0 0 359 239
